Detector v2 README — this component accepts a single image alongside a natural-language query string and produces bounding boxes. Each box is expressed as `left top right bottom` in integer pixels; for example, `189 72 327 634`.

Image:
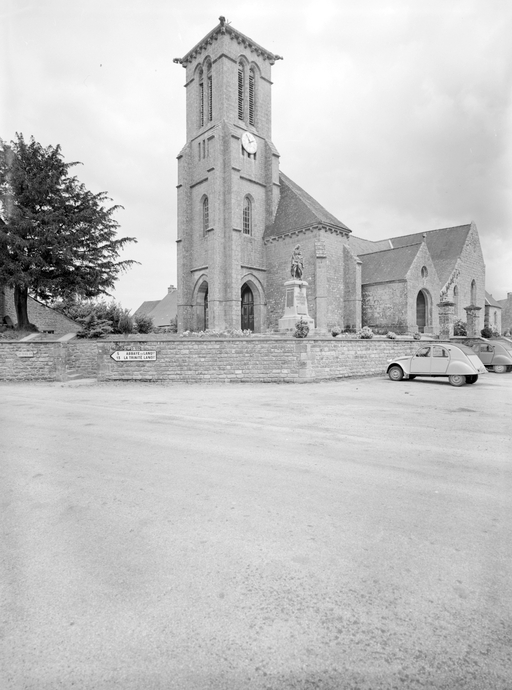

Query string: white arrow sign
110 350 157 362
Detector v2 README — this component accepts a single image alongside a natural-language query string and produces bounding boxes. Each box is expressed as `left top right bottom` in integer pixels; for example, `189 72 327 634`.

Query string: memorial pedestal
278 280 315 334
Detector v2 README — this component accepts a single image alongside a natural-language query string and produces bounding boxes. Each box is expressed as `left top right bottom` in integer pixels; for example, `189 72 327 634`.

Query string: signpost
110 350 157 362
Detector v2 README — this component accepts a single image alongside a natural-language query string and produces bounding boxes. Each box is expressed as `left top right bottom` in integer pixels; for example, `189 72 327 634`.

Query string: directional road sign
110 350 157 362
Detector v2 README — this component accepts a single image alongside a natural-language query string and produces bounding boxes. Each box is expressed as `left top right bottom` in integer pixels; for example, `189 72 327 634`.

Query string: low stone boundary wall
0 337 423 383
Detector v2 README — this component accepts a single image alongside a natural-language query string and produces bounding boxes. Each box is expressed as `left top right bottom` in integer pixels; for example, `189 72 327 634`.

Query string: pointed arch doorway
416 289 431 332
241 284 254 331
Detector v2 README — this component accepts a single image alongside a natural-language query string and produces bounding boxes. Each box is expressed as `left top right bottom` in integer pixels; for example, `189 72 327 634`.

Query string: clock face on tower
241 132 258 154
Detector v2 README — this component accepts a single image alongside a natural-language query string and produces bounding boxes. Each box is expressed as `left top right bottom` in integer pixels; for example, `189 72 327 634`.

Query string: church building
173 17 486 335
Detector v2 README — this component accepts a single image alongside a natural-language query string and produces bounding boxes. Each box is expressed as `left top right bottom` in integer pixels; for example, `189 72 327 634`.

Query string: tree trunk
14 285 34 330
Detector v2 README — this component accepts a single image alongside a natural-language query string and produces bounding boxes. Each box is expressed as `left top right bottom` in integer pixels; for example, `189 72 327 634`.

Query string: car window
415 347 431 357
432 346 448 358
458 344 478 355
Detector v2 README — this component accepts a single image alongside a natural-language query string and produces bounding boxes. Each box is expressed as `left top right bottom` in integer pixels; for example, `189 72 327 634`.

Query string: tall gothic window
471 279 477 305
453 285 459 316
202 196 209 235
198 67 204 127
243 196 252 235
206 61 212 122
238 62 245 121
248 68 255 126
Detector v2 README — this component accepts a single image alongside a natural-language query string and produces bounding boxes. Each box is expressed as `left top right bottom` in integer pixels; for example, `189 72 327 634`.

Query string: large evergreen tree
0 134 136 328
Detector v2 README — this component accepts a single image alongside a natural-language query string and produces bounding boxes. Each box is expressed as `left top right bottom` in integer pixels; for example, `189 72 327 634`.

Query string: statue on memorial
290 244 304 280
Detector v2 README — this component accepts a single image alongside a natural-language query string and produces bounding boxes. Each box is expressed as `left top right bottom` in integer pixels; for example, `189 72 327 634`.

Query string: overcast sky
2 0 511 310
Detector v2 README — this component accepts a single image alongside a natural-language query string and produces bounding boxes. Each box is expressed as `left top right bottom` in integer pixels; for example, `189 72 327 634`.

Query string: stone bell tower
173 17 282 332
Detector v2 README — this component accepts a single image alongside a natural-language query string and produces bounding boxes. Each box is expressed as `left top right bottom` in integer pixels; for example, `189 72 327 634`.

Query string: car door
476 344 494 366
410 346 431 374
431 345 450 374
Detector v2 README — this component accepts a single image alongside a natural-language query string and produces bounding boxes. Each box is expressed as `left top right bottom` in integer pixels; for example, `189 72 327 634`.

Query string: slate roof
133 301 160 317
350 235 392 255
265 172 351 238
485 291 502 308
147 290 178 327
360 243 422 285
134 290 178 328
387 224 471 286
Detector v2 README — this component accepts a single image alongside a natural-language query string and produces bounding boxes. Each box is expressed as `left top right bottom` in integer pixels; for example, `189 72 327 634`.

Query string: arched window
243 196 252 235
421 266 428 279
206 61 212 122
471 280 477 305
453 285 459 316
238 61 245 121
198 67 204 128
248 67 256 126
202 196 209 235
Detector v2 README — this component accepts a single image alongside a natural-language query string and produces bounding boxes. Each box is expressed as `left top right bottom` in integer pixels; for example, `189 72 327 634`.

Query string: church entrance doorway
416 289 430 332
241 284 254 331
195 280 209 331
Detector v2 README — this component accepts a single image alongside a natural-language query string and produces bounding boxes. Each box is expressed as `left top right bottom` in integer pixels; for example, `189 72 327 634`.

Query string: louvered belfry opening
238 62 244 120
248 68 255 126
206 61 212 122
198 67 204 127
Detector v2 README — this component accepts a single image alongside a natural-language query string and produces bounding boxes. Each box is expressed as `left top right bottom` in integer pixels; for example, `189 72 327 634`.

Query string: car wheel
493 365 507 374
449 374 466 387
408 375 416 380
388 366 404 381
466 375 478 384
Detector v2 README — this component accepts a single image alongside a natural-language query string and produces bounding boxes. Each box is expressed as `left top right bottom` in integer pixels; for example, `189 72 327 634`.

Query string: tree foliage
0 133 137 327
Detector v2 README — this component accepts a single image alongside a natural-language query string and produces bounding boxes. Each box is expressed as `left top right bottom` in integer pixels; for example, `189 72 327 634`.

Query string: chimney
168 285 176 293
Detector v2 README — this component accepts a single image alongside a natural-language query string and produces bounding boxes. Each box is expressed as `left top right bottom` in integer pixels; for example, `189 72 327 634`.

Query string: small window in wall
202 196 209 235
243 196 252 235
238 62 245 120
421 266 428 278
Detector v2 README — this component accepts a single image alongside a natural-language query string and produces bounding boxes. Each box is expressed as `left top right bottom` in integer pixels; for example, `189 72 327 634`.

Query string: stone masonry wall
362 282 408 333
1 337 431 383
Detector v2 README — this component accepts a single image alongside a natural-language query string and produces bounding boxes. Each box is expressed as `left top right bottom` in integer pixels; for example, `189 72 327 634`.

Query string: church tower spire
174 18 282 332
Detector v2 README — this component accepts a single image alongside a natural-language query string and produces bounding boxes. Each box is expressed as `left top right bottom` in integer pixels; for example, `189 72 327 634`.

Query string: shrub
356 326 374 339
413 332 422 340
481 326 493 338
134 313 154 334
386 331 397 339
453 319 467 336
491 326 500 337
116 310 133 334
76 313 113 339
331 326 342 337
294 318 310 339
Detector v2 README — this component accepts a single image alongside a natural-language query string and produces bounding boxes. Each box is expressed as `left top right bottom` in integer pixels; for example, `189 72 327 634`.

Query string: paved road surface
1 374 511 689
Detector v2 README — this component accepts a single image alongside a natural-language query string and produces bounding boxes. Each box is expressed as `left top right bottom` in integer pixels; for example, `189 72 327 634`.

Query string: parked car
387 343 487 387
468 340 512 373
